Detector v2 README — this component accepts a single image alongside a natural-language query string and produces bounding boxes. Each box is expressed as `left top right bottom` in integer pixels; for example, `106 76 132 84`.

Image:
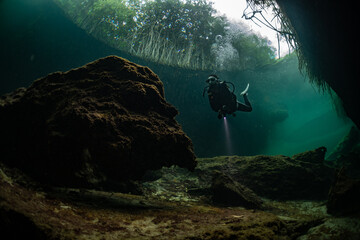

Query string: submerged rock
327 168 360 216
197 147 334 200
211 171 264 209
141 147 334 204
0 56 196 189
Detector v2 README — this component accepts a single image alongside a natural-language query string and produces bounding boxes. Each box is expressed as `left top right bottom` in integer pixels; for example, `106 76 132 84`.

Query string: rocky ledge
159 147 334 201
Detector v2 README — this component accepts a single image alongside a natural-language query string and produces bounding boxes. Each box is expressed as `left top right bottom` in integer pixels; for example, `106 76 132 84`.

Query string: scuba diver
203 74 252 119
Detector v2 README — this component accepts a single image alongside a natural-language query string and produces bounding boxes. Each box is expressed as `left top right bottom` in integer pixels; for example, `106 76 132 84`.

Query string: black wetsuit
206 81 252 115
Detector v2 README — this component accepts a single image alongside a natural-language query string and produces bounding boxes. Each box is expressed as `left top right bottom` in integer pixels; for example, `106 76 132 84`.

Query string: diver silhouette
203 74 252 119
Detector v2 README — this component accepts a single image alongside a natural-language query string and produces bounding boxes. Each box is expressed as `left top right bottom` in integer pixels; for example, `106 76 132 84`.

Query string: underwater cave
0 0 359 239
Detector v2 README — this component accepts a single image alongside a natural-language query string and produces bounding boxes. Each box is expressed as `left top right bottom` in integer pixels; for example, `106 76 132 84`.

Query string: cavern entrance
0 0 354 157
53 0 352 157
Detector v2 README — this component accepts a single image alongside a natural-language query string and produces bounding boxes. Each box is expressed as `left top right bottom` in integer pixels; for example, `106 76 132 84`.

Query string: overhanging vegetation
54 0 276 71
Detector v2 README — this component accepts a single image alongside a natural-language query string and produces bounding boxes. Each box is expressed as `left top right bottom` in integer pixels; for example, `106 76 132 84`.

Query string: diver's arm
202 86 209 97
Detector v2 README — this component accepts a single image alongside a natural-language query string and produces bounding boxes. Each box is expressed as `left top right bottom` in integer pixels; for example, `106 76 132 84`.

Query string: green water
0 0 353 158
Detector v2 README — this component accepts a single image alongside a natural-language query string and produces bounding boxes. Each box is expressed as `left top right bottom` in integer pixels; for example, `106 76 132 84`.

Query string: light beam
223 116 233 155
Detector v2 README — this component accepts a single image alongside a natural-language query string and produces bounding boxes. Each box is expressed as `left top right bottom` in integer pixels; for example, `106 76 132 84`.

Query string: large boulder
0 56 196 189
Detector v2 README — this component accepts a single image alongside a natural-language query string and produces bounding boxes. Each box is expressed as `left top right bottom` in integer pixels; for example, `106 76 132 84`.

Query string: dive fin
240 83 249 95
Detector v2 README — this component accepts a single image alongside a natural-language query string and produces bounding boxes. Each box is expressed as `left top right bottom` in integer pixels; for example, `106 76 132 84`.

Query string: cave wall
276 0 359 129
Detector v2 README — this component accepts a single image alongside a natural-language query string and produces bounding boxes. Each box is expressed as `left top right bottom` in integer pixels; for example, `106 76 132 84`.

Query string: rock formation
142 147 334 202
211 170 264 209
196 147 334 200
327 168 360 216
327 143 360 216
0 56 196 189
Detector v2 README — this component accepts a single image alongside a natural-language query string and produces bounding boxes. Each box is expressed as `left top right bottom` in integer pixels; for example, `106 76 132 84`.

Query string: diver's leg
237 94 252 112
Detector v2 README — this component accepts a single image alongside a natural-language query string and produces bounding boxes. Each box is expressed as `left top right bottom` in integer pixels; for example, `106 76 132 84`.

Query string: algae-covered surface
1 163 359 240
